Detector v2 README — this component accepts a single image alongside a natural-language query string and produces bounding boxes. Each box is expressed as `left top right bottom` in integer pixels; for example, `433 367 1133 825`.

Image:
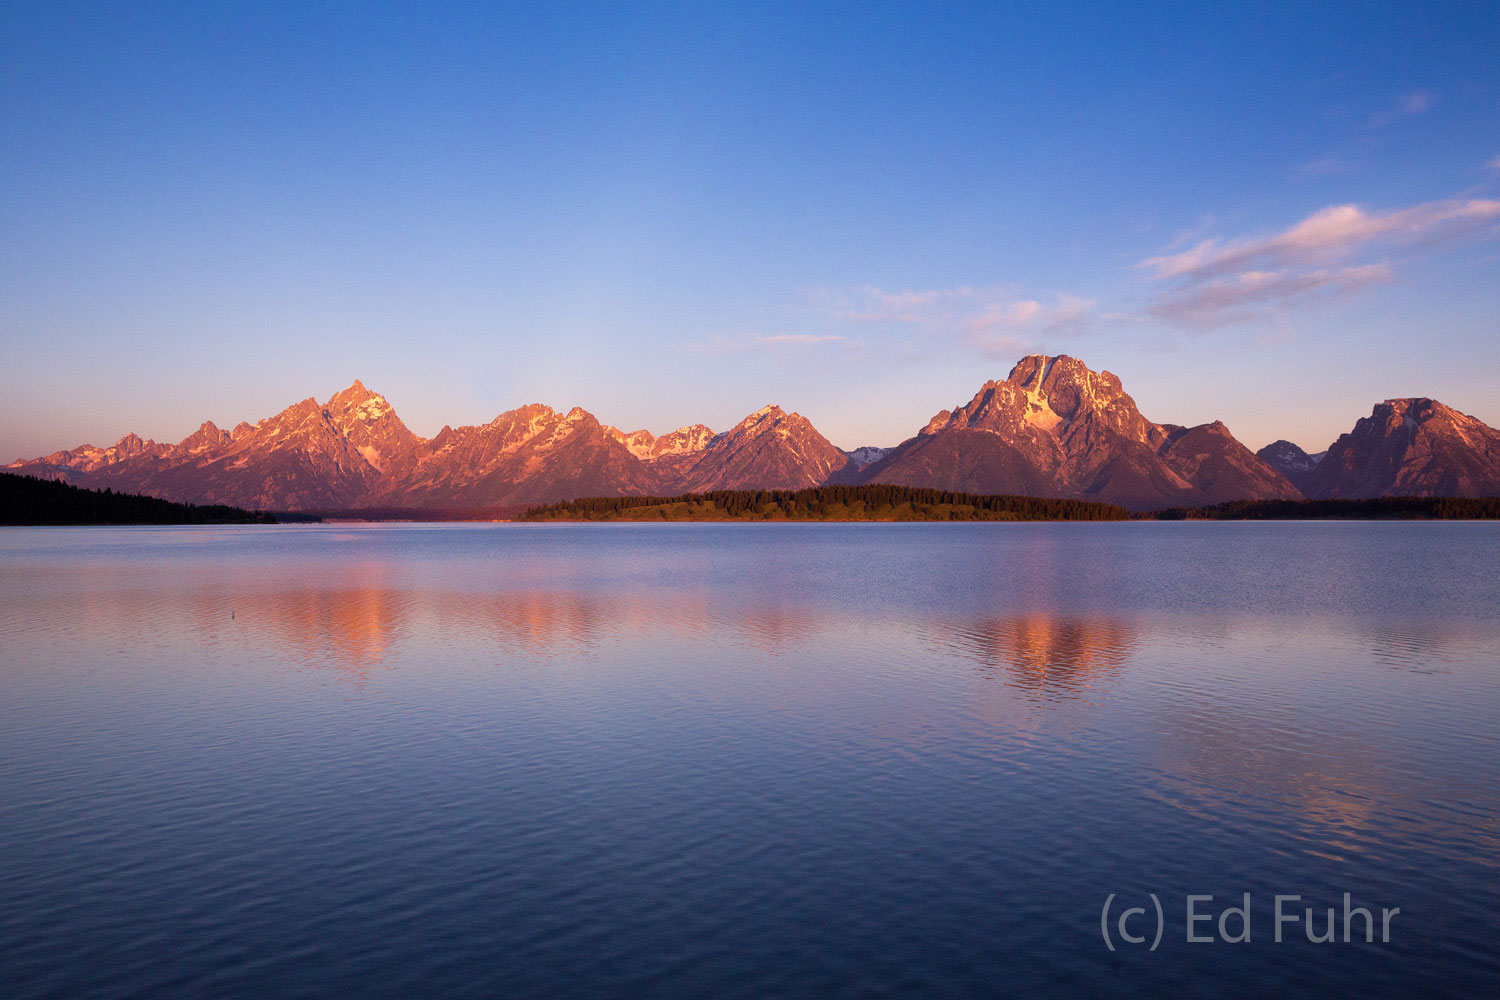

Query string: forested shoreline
522 486 1130 521
0 473 283 525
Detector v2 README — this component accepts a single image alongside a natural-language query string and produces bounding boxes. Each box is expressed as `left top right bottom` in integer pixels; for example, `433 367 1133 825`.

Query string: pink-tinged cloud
970 295 1094 333
1140 198 1500 281
1149 264 1393 328
967 295 1095 358
1139 195 1500 329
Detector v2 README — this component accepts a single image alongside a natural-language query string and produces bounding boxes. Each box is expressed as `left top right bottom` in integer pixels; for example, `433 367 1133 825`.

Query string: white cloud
1149 264 1392 328
1138 196 1500 328
825 284 1092 331
771 183 1500 348
1370 90 1435 126
1140 197 1494 329
1140 198 1500 281
1398 90 1434 116
967 295 1095 358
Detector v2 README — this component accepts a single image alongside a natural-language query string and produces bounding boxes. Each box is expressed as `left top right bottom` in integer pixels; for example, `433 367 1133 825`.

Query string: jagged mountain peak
325 380 396 420
603 426 659 460
9 361 1497 511
868 356 1297 509
675 404 849 492
487 402 556 428
1258 439 1322 466
845 446 893 468
656 424 714 452
923 353 1153 446
1307 396 1500 499
603 423 718 462
1375 397 1460 423
172 420 230 457
1255 439 1324 493
742 403 788 424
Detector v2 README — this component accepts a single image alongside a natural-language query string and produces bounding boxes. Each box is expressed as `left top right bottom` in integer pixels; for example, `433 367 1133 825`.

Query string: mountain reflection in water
1 522 1497 999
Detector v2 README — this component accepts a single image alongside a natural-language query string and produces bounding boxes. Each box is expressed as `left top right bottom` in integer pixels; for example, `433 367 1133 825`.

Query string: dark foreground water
1 523 1497 998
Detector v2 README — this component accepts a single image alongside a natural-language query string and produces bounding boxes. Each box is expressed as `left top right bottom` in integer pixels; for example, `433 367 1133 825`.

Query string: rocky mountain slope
1303 398 1500 499
11 359 1498 510
369 404 659 508
672 405 853 492
859 355 1298 509
1255 440 1325 494
603 423 716 483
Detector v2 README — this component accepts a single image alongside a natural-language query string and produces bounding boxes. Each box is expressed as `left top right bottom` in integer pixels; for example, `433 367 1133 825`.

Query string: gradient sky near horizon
4 1 1500 459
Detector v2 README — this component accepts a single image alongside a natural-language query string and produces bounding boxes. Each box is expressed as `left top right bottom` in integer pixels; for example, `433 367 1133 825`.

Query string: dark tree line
0 473 278 525
523 485 1131 521
1152 496 1500 520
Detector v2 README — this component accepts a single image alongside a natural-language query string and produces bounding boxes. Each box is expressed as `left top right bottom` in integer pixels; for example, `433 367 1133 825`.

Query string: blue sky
3 1 1499 458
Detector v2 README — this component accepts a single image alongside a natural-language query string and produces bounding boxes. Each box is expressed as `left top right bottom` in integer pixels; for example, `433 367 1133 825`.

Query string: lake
1 522 1497 998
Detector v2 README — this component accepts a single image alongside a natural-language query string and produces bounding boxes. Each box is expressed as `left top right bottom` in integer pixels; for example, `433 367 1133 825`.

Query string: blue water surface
1 522 1497 998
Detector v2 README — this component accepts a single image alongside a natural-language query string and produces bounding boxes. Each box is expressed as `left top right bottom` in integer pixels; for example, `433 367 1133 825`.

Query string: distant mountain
673 405 854 492
10 359 1497 511
1303 398 1500 499
604 422 716 483
373 404 659 507
1255 440 1325 494
844 446 893 468
35 382 419 509
860 355 1298 510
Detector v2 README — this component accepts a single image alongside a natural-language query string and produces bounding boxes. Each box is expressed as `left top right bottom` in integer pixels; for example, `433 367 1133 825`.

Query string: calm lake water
1 522 1497 998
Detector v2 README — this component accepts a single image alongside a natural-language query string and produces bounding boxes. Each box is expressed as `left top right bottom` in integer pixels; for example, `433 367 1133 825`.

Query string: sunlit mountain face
12 356 1498 511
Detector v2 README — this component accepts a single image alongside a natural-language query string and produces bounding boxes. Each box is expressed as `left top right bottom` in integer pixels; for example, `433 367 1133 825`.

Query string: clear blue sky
4 1 1499 458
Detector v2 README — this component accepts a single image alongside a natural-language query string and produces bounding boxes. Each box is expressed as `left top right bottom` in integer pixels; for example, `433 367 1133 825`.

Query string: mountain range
10 355 1500 511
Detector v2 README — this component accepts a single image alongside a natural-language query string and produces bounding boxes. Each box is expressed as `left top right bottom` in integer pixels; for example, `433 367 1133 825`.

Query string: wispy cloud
1149 265 1392 328
1370 89 1435 127
1141 199 1500 280
826 284 1091 331
1139 196 1500 328
967 295 1095 357
825 284 988 326
794 284 1101 360
1488 154 1500 171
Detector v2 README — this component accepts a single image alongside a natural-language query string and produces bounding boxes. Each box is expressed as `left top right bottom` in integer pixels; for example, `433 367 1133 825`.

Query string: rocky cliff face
860 355 1299 509
11 360 1495 511
671 405 854 492
1304 398 1500 499
603 422 718 483
10 384 421 509
373 404 660 508
93 387 411 509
